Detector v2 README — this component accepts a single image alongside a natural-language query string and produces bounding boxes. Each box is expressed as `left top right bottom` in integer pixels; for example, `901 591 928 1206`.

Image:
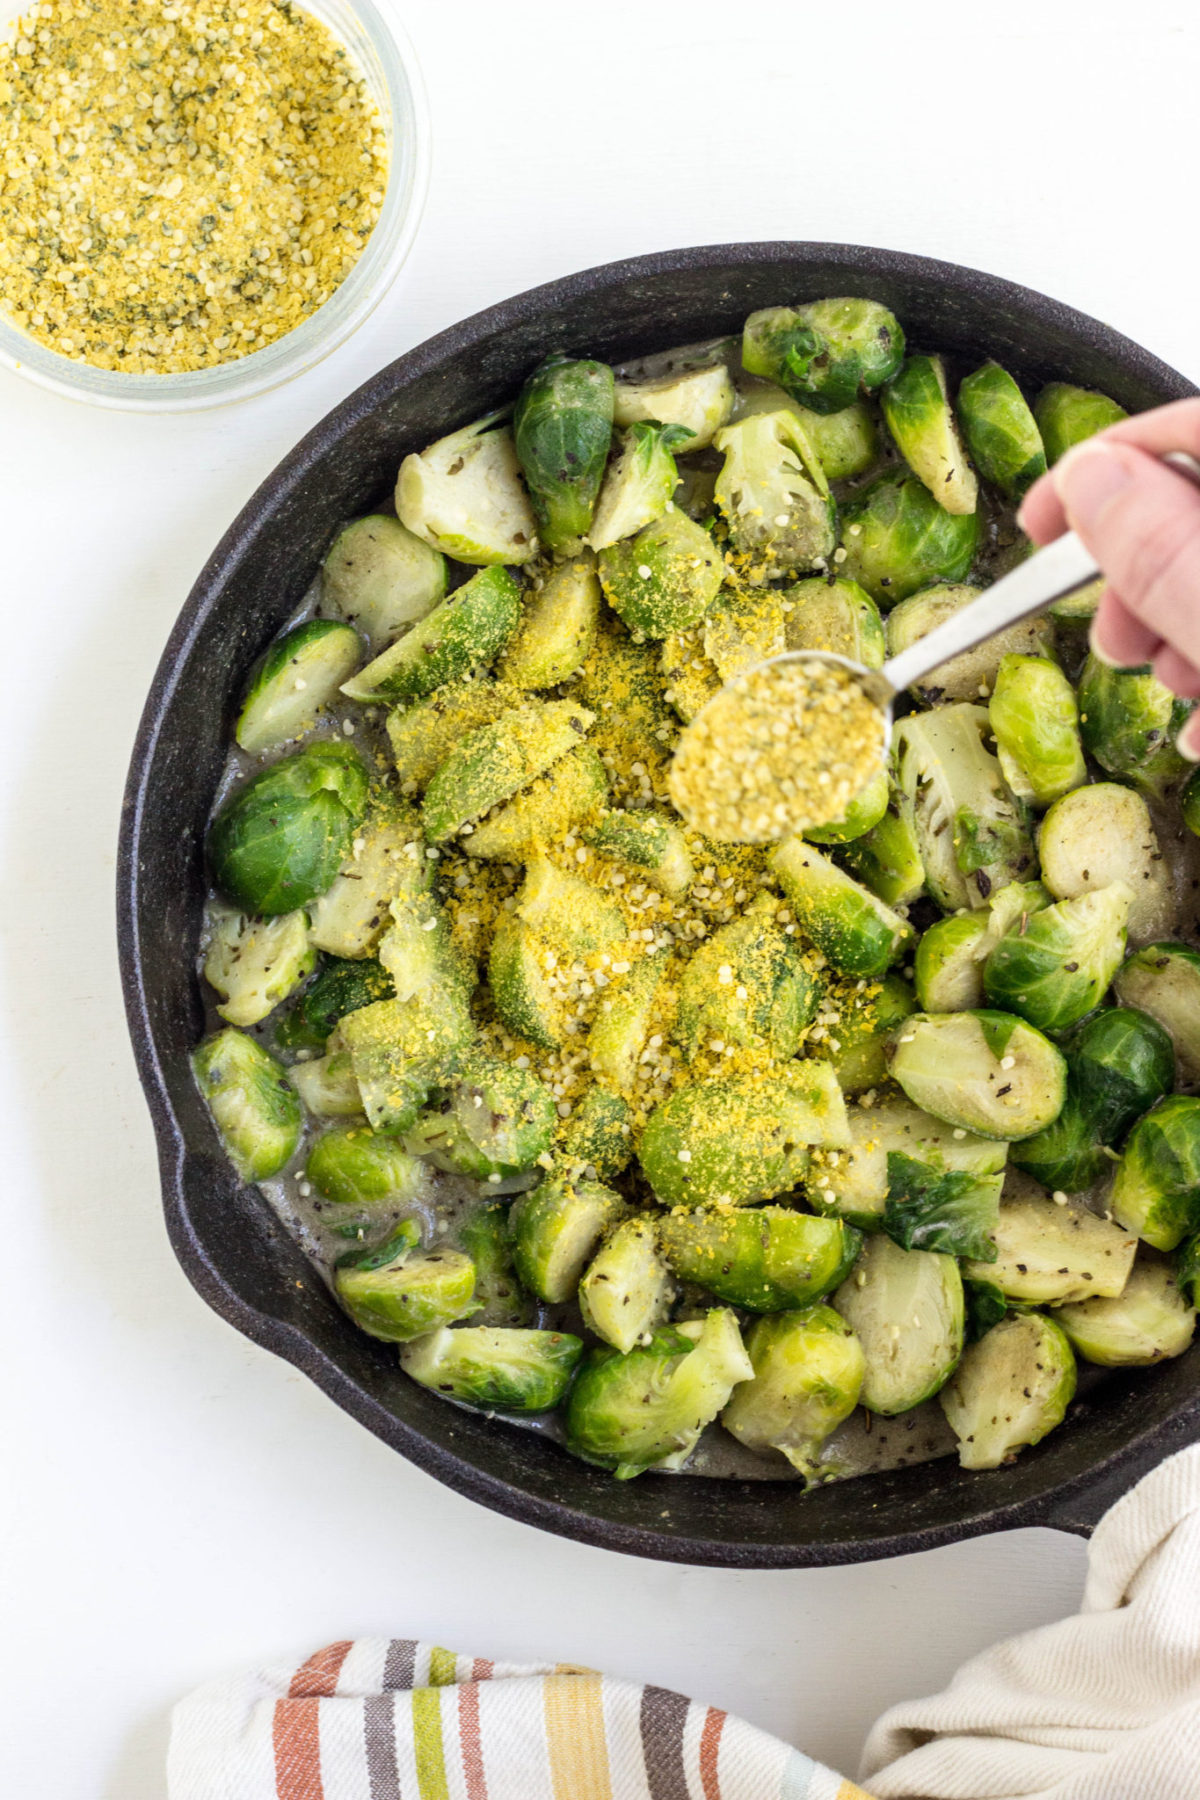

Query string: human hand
1017 397 1200 758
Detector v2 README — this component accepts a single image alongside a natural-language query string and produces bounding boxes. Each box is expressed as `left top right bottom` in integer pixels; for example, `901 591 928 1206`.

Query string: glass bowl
0 0 429 411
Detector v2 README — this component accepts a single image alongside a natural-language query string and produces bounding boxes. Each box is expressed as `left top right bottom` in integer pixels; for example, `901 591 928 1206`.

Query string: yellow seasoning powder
668 655 886 845
0 0 389 371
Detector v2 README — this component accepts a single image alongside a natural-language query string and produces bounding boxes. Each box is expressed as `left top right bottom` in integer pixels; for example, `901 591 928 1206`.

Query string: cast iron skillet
118 242 1200 1566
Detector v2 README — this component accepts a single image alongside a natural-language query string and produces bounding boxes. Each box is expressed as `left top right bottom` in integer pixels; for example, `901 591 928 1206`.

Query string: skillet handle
1037 1409 1200 1538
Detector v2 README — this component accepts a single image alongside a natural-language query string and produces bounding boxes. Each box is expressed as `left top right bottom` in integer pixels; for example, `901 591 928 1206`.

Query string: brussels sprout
721 1306 866 1477
1114 944 1200 1083
1077 654 1191 803
827 972 916 1095
1049 576 1105 624
637 1064 848 1208
888 1011 1068 1142
883 1152 1003 1261
987 654 1088 806
307 797 429 961
674 892 819 1060
396 414 539 565
954 362 1046 497
1068 1006 1176 1143
587 956 666 1093
515 854 625 957
833 1234 964 1415
782 576 886 670
838 473 980 606
513 354 614 551
882 354 979 515
556 1085 634 1182
1039 784 1174 943
598 507 724 636
509 1174 627 1303
208 741 369 917
840 787 925 908
1034 383 1127 465
564 1309 753 1477
892 705 1035 911
771 839 912 979
497 553 602 689
1178 1231 1200 1309
982 884 1131 1034
342 567 522 705
1109 1097 1200 1250
192 1029 302 1181
386 679 522 788
420 699 594 844
793 402 878 481
579 1218 674 1353
939 1312 1075 1470
457 1202 534 1328
406 1053 557 1181
914 913 990 1013
1055 1259 1195 1367
340 989 474 1136
713 410 836 577
488 916 565 1051
885 585 1052 708
275 956 395 1053
287 1046 363 1118
586 423 693 551
963 1278 1009 1341
741 298 904 413
402 1325 583 1412
321 515 447 652
203 904 315 1028
702 585 786 681
375 889 467 1009
658 1208 860 1313
809 1097 1007 1231
660 625 722 723
467 745 608 862
235 621 362 756
582 808 693 898
335 1237 477 1343
613 363 735 450
963 1186 1136 1304
804 767 890 846
306 1125 427 1209
1008 1088 1106 1194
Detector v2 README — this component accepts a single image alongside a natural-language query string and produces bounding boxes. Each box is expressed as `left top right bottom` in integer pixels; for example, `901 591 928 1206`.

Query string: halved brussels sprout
804 767 890 846
939 1312 1075 1470
1114 944 1200 1083
613 363 735 449
840 787 925 908
515 854 624 957
587 956 666 1094
987 654 1087 806
809 1096 1006 1231
833 1234 964 1415
637 1064 848 1208
1109 1097 1200 1251
882 354 978 515
513 354 614 551
963 1185 1136 1304
564 1309 753 1478
883 1151 1003 1262
335 1237 477 1343
586 422 693 551
406 1052 557 1181
790 401 878 481
982 884 1131 1034
275 956 395 1053
892 705 1035 912
468 744 608 861
827 972 916 1094
386 678 521 788
396 414 538 565
582 808 693 898
955 363 1046 497
888 1010 1067 1142
488 916 564 1051
771 839 912 979
1055 1259 1195 1367
556 1085 634 1183
782 576 886 670
838 473 980 605
306 1125 427 1209
287 1046 363 1118
340 988 474 1135
1038 784 1174 943
674 891 818 1060
1077 654 1191 803
192 1029 302 1181
579 1218 673 1353
1068 1005 1176 1143
1008 1088 1106 1194
702 585 786 681
401 1326 584 1412
509 1174 627 1303
235 620 363 756
457 1202 534 1328
713 409 835 577
420 699 594 844
721 1306 866 1477
321 515 447 651
342 567 522 705
203 904 315 1028
376 888 465 1006
657 1208 860 1312
598 507 724 636
885 585 1052 708
741 298 904 413
1034 383 1127 464
208 741 369 917
498 553 602 689
914 913 990 1014
307 796 429 961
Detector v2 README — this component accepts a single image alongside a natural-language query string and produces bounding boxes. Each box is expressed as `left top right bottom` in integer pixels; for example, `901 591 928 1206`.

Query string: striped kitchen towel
167 1637 873 1800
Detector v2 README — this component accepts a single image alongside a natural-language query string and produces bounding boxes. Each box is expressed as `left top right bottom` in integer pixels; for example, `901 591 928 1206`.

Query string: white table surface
3 0 1199 1791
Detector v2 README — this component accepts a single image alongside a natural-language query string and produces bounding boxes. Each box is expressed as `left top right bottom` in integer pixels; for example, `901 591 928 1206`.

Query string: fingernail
1178 715 1200 763
1088 623 1120 668
1056 441 1133 529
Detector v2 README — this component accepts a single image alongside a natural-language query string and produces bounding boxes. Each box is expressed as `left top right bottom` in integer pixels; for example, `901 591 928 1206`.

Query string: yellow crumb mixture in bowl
0 0 428 407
